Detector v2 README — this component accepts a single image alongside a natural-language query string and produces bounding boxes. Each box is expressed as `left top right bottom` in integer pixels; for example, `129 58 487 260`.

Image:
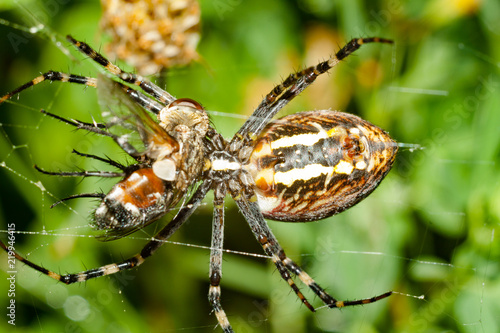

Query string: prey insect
1 35 397 332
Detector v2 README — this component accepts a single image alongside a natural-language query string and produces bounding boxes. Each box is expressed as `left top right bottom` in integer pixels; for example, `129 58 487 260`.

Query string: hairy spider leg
234 195 315 311
1 74 165 118
0 180 211 284
0 72 97 104
118 83 164 114
66 35 176 105
0 40 173 113
233 37 393 143
208 186 233 333
235 197 392 311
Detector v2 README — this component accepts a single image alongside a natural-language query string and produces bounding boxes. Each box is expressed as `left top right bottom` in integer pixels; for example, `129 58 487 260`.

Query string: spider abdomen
246 110 398 222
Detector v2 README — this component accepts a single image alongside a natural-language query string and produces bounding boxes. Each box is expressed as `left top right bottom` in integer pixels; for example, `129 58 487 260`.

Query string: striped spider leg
0 35 176 106
1 36 397 333
0 180 210 282
232 37 393 146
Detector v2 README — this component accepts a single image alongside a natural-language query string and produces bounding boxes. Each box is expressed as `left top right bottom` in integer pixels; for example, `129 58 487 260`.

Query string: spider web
0 1 499 333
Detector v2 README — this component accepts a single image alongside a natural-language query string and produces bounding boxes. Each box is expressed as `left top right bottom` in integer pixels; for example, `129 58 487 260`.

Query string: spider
1 35 397 332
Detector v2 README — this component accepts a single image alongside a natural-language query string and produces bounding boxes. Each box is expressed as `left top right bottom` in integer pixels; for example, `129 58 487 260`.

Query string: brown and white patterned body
94 168 173 233
94 98 209 239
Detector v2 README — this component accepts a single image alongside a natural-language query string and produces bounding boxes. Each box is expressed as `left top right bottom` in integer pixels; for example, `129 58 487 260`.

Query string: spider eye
170 98 204 111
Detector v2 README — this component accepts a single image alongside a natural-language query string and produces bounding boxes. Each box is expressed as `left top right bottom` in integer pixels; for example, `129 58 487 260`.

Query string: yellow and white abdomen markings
245 110 398 221
274 163 335 186
252 122 366 189
270 123 334 149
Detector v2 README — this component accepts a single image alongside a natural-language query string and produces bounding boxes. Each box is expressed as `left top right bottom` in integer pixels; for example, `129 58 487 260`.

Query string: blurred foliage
0 0 499 332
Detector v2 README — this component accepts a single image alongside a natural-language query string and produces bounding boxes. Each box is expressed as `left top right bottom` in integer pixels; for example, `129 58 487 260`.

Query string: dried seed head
100 0 201 75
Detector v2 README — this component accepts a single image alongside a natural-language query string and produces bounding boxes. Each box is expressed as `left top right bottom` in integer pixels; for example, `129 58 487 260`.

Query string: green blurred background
0 0 499 332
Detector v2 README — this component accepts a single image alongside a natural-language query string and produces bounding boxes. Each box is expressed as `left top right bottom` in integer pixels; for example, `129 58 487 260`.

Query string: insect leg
71 149 127 170
40 109 140 157
50 193 106 208
34 165 124 178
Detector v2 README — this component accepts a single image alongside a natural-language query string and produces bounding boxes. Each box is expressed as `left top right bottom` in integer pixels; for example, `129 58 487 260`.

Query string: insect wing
96 74 178 158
